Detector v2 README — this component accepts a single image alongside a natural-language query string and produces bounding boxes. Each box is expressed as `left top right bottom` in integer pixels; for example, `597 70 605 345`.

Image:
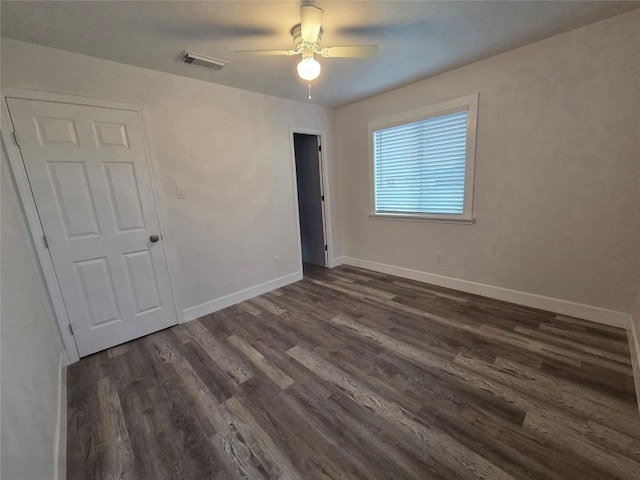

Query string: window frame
368 93 479 223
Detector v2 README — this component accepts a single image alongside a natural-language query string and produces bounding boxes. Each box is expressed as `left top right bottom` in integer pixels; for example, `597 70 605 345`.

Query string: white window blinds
373 110 469 215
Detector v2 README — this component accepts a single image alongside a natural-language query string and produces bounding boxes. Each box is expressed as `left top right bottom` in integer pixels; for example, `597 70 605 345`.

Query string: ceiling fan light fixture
297 56 321 81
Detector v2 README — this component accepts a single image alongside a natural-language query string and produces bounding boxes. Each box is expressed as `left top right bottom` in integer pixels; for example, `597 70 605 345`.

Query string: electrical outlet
274 255 280 268
436 251 444 263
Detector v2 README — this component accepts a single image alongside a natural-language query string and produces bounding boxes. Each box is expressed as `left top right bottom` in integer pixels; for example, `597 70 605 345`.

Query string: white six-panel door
7 98 177 357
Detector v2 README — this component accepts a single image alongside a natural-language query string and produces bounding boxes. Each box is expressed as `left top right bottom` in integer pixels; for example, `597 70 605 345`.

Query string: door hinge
321 195 325 201
12 131 20 147
69 324 74 335
324 245 328 251
42 235 49 249
318 145 322 152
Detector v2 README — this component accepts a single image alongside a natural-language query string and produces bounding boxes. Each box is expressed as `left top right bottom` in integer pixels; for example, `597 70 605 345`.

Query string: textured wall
1 142 65 479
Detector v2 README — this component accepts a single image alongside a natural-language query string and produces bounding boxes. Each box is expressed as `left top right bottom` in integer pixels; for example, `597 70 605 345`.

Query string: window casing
369 94 478 223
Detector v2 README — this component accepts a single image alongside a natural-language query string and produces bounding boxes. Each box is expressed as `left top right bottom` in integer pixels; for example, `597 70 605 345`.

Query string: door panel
35 116 80 146
123 250 162 315
47 161 100 237
7 98 177 357
104 161 146 232
93 121 129 149
75 257 121 327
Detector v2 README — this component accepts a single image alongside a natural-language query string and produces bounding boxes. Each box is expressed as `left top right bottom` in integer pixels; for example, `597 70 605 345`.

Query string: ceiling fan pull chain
308 81 312 100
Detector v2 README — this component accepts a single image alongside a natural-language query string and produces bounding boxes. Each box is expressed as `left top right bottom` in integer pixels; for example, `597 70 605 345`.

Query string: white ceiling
2 1 638 108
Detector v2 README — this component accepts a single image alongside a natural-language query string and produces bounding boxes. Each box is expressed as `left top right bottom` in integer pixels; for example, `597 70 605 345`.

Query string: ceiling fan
235 5 378 95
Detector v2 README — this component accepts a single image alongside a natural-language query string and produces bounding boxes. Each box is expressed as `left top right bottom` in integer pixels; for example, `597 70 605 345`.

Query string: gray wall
333 10 640 316
1 142 65 479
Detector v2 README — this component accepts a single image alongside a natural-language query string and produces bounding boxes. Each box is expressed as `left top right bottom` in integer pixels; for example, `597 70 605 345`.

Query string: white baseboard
182 271 303 322
333 256 630 329
332 256 348 267
54 350 68 480
629 317 640 416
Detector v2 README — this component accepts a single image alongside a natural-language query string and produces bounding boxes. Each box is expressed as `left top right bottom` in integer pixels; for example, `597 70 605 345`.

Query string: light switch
176 185 187 199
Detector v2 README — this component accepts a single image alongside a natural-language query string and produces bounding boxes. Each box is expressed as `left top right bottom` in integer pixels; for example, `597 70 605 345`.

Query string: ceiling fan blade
319 45 379 58
300 5 323 43
234 49 297 56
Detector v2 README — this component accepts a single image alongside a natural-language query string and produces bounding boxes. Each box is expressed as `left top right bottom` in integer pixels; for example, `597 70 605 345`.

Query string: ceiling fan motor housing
291 23 322 57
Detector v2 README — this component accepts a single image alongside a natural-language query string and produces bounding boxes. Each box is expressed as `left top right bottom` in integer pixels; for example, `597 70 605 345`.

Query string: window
370 94 478 222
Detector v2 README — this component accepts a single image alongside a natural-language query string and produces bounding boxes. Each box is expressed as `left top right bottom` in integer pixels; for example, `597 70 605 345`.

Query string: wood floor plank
226 334 294 390
116 383 177 480
287 344 517 480
522 409 640 479
93 377 134 479
67 264 640 479
326 389 460 480
177 340 238 404
415 403 564 480
66 354 103 480
455 354 640 438
225 396 303 480
182 320 255 384
536 323 630 354
287 382 433 480
208 402 270 480
274 387 401 480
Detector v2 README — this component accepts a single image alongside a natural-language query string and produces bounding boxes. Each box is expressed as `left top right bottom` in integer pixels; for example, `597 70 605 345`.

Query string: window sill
369 213 475 224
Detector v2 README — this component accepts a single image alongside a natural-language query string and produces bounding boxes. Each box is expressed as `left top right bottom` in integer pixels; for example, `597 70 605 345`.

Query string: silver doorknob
149 235 160 243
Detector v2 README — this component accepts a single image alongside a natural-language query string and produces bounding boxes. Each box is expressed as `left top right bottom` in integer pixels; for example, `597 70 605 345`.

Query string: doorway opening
293 132 328 268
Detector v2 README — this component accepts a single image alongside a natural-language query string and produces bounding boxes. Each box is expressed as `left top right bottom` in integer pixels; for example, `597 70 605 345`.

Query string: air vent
183 51 228 71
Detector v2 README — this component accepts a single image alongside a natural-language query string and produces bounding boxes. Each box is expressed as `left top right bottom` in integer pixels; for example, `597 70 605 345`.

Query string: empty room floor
66 265 640 479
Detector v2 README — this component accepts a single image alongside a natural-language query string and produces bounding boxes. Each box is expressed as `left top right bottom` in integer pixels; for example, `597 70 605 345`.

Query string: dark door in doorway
293 133 327 267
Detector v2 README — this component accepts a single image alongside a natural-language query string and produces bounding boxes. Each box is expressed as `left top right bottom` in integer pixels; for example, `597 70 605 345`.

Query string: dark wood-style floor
67 265 640 480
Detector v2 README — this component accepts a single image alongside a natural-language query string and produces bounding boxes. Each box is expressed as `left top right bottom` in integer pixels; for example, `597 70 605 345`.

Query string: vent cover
183 51 229 71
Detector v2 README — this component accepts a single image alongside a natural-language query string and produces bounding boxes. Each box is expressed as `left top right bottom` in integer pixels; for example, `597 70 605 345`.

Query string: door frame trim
1 87 182 363
288 127 334 269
